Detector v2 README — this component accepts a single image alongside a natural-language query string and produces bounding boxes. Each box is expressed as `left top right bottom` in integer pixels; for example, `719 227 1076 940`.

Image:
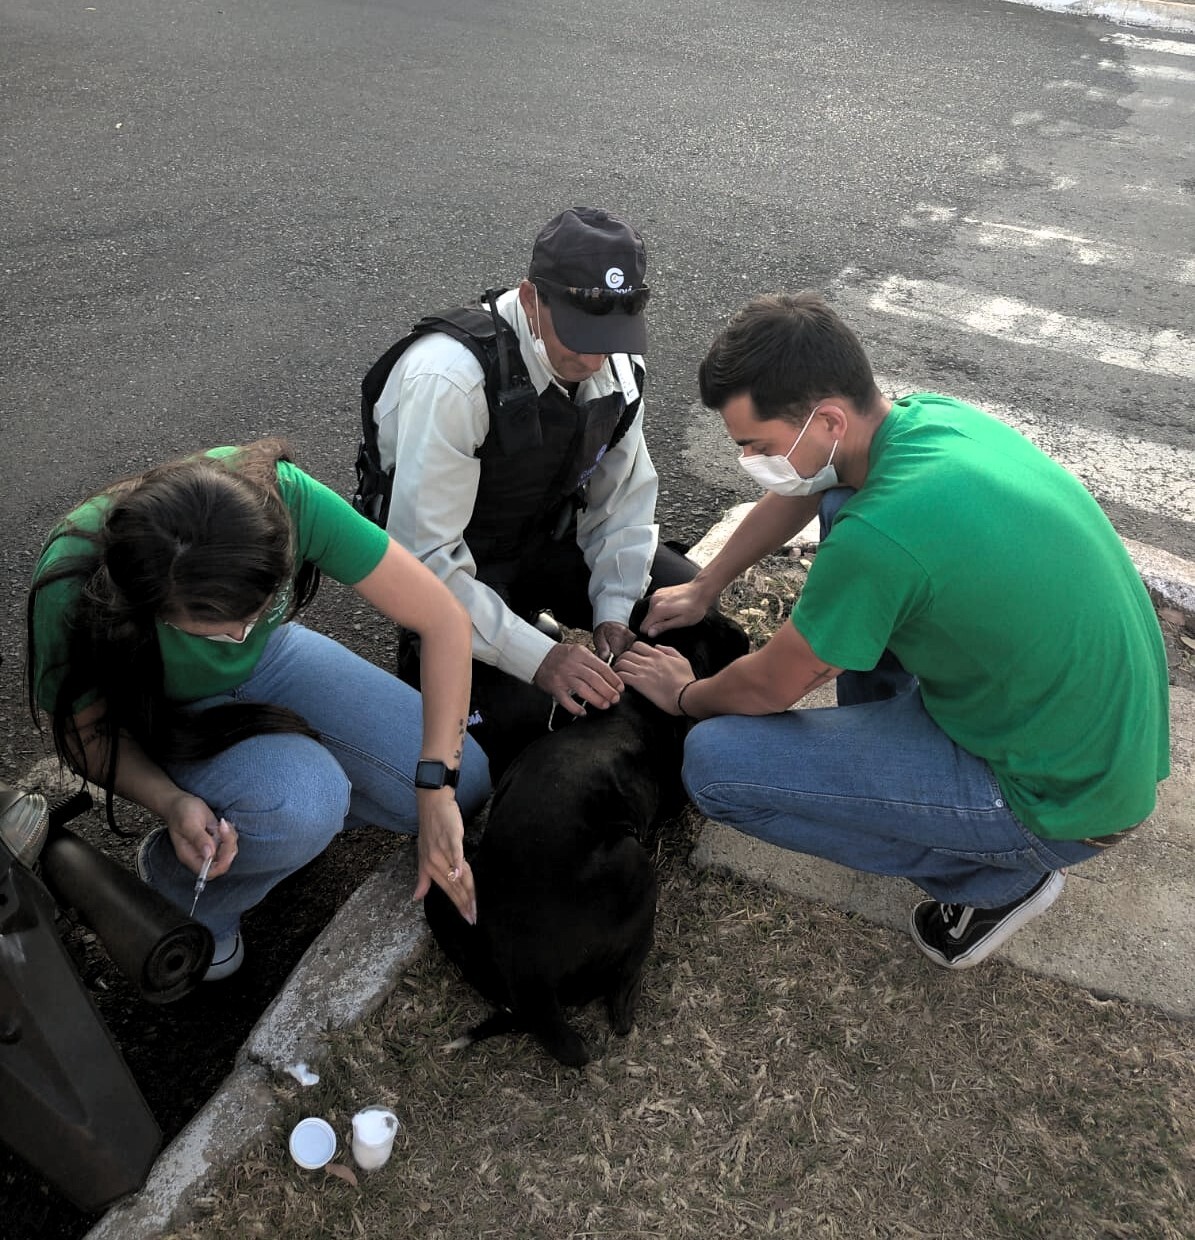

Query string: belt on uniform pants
1079 823 1142 849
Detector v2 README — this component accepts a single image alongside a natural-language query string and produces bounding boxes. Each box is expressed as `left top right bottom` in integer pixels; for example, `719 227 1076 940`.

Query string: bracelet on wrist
676 678 699 719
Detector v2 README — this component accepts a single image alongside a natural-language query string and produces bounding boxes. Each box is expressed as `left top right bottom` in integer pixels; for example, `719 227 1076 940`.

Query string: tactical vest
354 292 645 584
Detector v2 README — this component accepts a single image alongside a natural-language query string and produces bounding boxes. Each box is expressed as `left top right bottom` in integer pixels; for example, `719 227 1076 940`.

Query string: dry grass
164 553 1195 1240
167 841 1195 1240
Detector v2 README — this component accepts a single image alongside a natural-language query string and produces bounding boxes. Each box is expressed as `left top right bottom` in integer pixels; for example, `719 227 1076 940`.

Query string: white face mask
531 295 568 382
737 407 840 497
164 618 257 644
200 621 257 644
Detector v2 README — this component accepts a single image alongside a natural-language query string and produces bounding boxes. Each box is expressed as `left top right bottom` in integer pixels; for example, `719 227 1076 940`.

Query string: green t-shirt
793 394 1170 841
31 450 391 710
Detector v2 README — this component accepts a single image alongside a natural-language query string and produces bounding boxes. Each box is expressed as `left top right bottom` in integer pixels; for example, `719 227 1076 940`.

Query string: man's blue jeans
682 489 1098 908
138 623 492 938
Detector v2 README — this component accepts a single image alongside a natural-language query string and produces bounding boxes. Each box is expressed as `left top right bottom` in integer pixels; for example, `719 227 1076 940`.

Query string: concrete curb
1006 0 1195 33
87 506 1195 1237
691 695 1195 1016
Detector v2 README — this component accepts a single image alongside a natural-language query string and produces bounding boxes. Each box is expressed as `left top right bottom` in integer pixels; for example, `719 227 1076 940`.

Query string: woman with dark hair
27 440 491 979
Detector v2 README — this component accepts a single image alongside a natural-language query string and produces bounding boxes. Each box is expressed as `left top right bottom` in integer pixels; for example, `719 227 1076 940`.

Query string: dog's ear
685 609 750 678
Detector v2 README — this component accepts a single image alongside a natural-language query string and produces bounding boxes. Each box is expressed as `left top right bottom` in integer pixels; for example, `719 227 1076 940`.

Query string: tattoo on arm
453 718 465 766
800 665 837 697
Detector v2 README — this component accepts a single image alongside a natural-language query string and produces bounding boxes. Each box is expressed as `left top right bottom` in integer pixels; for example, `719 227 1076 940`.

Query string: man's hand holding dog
592 620 636 661
534 642 623 718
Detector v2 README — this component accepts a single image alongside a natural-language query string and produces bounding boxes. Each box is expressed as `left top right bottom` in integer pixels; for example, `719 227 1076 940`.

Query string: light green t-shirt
31 450 391 710
793 394 1170 841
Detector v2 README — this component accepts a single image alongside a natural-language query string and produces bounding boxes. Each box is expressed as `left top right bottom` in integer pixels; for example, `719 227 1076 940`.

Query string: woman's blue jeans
138 623 492 938
682 489 1098 909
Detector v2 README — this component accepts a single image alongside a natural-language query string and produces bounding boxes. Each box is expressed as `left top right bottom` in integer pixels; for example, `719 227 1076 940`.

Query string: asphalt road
1 0 1193 1233
4 0 1194 756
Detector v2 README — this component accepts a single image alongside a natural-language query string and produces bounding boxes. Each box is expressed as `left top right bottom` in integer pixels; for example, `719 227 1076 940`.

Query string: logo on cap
605 267 624 289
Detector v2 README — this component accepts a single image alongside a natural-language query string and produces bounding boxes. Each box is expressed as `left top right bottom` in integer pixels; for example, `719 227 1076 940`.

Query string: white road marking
1002 0 1195 34
873 375 1195 522
1102 33 1195 57
1097 58 1195 83
899 205 1195 283
1044 78 1117 101
1117 180 1193 206
865 274 1195 381
1133 93 1195 112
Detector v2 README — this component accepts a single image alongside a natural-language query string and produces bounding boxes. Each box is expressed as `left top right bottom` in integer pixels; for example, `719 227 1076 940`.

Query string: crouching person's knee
223 737 352 874
682 719 734 820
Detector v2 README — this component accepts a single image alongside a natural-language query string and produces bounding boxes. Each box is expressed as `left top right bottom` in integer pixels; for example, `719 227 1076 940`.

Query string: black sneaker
910 870 1065 970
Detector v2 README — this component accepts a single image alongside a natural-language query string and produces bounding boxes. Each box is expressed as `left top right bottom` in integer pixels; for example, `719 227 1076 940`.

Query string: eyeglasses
534 279 651 316
160 581 286 639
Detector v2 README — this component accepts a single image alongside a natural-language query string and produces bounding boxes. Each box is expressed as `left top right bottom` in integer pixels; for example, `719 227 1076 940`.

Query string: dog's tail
443 1005 591 1068
442 1009 520 1053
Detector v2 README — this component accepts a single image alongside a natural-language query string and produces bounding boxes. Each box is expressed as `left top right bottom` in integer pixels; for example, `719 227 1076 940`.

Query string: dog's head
629 599 749 679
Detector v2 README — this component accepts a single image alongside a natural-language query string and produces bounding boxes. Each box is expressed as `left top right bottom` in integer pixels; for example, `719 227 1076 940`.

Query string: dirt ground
4 559 1192 1239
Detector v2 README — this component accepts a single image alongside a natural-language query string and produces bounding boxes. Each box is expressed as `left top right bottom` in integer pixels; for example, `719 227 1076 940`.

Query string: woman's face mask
164 617 258 643
196 621 257 644
737 406 839 497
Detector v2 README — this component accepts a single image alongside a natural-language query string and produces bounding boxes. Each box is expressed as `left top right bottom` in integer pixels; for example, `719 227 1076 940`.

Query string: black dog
424 605 749 1067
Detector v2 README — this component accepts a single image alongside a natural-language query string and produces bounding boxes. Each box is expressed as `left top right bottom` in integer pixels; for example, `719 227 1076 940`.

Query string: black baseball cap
528 207 649 355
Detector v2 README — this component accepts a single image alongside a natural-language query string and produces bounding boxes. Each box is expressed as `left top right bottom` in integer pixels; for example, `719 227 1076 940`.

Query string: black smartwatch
414 760 460 791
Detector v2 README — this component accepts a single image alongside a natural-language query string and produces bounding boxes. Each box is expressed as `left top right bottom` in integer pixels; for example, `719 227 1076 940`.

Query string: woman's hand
412 790 477 925
163 792 238 877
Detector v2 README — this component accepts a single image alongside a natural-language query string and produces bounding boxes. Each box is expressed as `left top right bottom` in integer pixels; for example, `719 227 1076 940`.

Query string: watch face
415 761 459 789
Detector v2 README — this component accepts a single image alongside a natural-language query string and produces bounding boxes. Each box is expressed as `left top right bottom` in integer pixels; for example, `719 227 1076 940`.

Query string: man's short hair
698 292 878 420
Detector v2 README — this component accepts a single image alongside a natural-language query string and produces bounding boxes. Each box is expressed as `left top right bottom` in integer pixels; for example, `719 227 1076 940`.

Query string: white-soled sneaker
205 931 245 982
138 827 243 980
910 870 1066 970
135 825 166 882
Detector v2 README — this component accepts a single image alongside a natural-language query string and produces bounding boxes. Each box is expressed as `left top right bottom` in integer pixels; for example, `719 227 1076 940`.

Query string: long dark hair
26 439 321 832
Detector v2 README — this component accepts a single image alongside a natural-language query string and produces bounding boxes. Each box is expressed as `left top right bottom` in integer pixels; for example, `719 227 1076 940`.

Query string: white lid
289 1117 337 1169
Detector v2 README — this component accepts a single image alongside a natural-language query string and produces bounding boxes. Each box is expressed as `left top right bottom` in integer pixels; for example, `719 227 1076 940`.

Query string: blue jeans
681 489 1098 909
138 623 492 937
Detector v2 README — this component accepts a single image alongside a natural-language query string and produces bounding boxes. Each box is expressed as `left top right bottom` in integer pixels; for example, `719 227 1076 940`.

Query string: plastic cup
350 1107 400 1170
289 1117 337 1170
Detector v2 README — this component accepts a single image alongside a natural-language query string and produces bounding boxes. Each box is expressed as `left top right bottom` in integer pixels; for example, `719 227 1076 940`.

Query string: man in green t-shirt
617 292 1169 969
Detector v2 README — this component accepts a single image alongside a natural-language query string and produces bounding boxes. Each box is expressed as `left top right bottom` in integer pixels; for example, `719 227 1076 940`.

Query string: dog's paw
538 1025 591 1069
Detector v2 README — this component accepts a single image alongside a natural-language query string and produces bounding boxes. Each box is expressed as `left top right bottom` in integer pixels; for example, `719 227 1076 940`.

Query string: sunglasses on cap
534 279 651 316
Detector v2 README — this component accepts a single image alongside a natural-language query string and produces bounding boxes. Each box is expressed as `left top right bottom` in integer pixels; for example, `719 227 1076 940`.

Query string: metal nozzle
0 787 50 866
